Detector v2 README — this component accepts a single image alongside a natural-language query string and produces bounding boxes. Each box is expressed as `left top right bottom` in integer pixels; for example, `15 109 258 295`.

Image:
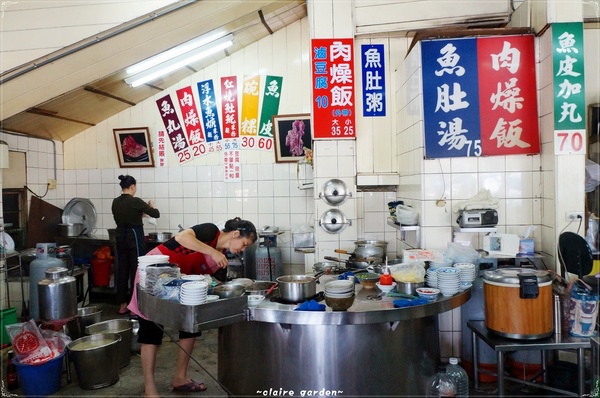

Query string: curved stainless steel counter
218 275 471 396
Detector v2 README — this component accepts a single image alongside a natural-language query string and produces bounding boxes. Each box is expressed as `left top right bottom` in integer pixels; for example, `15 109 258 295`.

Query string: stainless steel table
468 320 591 397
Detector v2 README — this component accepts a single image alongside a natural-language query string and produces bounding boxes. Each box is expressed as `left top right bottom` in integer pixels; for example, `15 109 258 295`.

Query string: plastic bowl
355 273 379 289
325 294 355 311
247 294 265 307
416 287 440 300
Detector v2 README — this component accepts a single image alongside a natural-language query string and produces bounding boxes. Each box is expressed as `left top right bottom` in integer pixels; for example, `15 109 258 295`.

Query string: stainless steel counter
218 274 471 397
250 274 470 325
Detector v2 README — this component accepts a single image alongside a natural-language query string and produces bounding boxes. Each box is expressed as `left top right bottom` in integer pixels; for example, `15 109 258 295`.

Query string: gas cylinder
255 235 282 281
38 266 77 321
29 256 63 320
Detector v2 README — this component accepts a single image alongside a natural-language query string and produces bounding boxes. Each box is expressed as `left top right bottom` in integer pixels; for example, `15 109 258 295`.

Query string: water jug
38 266 77 320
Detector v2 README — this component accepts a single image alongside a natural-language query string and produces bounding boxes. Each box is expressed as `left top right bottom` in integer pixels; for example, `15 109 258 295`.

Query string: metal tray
137 286 247 333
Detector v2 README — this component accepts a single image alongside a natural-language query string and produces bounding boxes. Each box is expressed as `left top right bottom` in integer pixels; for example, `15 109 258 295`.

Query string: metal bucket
67 306 103 340
85 319 132 368
68 333 121 389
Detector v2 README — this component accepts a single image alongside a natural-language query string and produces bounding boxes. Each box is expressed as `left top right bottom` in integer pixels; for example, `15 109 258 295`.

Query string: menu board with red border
311 38 356 139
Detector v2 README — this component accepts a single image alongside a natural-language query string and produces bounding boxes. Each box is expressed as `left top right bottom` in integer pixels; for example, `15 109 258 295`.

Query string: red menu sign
476 35 539 155
311 38 356 139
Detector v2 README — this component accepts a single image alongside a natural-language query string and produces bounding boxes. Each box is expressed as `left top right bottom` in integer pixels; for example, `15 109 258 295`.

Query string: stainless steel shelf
387 217 420 247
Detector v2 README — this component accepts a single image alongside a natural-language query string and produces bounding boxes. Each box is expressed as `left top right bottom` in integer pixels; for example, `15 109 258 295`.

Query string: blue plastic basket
13 350 65 397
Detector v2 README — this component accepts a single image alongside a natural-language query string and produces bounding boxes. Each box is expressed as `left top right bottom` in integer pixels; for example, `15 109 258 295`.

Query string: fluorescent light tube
125 34 233 87
126 32 225 75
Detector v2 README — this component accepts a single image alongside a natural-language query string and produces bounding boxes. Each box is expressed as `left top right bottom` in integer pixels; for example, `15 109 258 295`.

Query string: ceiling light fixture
124 34 233 87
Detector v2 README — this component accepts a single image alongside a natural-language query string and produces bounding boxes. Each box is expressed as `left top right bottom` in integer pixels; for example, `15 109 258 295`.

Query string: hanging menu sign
257 75 284 151
176 86 206 158
240 75 261 149
361 44 386 117
156 94 193 164
552 22 586 155
311 38 356 139
197 79 223 154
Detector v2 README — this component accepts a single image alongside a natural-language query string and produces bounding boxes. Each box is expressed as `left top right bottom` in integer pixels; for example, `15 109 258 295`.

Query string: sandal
171 380 207 392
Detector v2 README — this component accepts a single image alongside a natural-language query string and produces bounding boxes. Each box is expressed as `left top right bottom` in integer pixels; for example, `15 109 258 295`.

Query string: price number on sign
555 130 585 155
177 148 193 164
241 136 256 149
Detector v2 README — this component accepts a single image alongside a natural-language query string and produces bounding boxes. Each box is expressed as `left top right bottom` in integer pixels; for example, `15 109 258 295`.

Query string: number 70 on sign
555 130 585 155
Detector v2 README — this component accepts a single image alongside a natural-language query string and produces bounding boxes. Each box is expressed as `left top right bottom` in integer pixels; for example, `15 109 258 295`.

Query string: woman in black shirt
112 174 160 314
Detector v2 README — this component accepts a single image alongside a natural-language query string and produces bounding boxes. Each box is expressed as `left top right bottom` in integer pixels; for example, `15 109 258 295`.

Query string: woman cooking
128 217 257 397
112 174 160 315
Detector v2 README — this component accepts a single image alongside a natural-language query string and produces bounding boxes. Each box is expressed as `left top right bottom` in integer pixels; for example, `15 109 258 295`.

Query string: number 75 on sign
555 130 585 155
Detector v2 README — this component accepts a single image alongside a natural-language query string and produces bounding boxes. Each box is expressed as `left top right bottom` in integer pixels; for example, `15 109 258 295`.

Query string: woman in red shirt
128 217 257 397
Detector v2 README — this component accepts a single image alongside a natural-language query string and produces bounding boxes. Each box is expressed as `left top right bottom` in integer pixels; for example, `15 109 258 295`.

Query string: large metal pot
58 222 85 237
354 240 388 258
335 246 383 258
276 274 324 302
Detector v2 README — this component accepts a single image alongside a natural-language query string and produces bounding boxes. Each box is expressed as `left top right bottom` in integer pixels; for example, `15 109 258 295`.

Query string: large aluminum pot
58 223 85 237
276 274 323 302
68 333 121 389
85 319 133 368
354 240 388 258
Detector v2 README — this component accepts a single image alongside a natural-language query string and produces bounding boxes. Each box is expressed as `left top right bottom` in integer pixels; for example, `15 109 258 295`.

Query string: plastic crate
1 307 17 346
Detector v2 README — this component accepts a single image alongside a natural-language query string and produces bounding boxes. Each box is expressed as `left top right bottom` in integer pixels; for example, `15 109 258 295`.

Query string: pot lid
319 208 351 234
483 268 551 284
62 198 96 235
43 266 70 280
319 179 351 206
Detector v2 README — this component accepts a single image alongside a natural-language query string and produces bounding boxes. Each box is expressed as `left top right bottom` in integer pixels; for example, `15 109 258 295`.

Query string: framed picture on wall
272 114 312 163
113 127 154 168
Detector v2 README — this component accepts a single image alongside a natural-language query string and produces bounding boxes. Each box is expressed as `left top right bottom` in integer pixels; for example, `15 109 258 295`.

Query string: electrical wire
24 184 49 198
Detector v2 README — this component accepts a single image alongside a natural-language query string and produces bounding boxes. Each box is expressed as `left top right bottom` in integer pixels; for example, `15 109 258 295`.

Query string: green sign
258 75 284 138
552 22 585 131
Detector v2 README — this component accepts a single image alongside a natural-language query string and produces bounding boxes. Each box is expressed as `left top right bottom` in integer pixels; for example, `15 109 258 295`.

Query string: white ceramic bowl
247 294 265 307
416 287 440 300
376 281 397 293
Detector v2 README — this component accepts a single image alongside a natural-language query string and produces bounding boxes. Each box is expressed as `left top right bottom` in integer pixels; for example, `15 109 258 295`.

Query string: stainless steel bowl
213 283 246 298
396 281 425 295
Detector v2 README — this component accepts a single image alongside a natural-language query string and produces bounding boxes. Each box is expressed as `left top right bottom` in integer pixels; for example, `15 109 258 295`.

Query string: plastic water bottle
426 367 456 397
446 357 469 397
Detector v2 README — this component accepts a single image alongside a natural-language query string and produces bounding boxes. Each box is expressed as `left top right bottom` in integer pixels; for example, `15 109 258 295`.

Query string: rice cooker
483 268 553 339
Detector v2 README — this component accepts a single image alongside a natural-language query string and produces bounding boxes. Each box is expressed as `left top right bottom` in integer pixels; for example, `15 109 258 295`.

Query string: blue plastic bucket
13 350 65 397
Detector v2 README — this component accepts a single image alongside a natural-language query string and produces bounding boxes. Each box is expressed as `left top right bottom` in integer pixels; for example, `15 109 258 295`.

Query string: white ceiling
0 0 307 142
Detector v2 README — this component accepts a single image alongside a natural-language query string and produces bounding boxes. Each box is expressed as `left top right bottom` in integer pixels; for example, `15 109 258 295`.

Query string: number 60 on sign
555 130 585 155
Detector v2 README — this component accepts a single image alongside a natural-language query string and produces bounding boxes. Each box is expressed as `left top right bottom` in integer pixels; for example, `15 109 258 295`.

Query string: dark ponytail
118 174 136 189
223 217 257 243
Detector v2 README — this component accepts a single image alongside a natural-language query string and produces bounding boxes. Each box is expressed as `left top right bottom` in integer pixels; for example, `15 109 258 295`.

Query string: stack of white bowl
452 262 477 283
436 267 461 297
324 280 354 298
138 255 170 288
180 281 208 305
426 267 439 288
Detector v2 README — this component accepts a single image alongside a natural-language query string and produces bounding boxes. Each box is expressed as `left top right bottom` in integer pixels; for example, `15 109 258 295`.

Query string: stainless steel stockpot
276 273 324 302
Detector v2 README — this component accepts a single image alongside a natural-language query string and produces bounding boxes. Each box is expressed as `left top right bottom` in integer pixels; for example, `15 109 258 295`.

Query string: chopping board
26 196 63 248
